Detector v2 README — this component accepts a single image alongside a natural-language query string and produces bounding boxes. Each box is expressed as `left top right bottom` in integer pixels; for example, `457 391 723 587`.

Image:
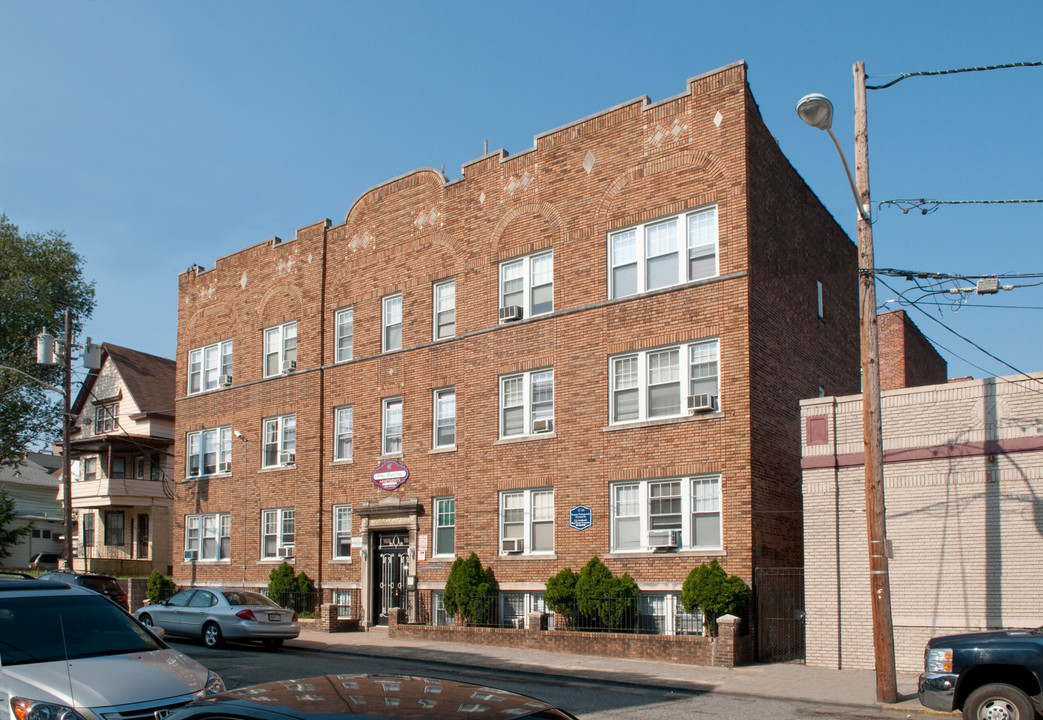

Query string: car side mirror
146 624 165 640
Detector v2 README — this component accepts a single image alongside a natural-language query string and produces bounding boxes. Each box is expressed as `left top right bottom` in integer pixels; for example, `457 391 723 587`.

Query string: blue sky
2 1 1041 382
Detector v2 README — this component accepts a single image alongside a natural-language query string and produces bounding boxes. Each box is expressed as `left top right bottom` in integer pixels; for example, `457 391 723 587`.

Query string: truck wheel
964 683 1034 720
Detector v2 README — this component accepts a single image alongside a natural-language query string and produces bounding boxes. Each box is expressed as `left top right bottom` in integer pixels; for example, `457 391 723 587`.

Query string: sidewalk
291 626 938 715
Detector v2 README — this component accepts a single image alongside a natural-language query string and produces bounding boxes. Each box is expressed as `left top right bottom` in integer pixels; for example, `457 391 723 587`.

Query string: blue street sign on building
569 505 592 531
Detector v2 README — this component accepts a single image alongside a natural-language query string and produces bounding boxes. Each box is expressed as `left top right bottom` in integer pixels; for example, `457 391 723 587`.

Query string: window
263 321 297 377
82 457 97 482
816 280 824 319
150 453 160 480
261 507 294 559
94 403 118 433
332 589 354 618
82 512 95 548
335 308 354 362
610 339 719 423
104 510 125 546
333 504 352 559
610 475 722 552
499 488 553 554
500 369 553 438
334 406 353 461
185 512 230 561
262 415 296 468
433 388 455 448
382 397 402 455
111 457 125 479
383 294 402 352
433 496 455 556
134 456 145 479
609 205 718 298
433 279 455 339
188 340 232 393
186 426 232 477
500 249 553 318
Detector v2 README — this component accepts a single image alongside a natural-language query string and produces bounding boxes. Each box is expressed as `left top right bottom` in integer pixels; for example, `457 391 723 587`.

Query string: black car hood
928 629 1041 647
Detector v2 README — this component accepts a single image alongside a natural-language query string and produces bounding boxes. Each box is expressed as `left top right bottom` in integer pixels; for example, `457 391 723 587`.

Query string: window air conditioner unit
532 418 553 433
278 546 295 559
498 306 523 323
280 451 296 466
217 461 231 473
183 550 198 562
647 530 681 549
281 360 297 374
219 374 233 387
687 394 716 413
502 538 524 554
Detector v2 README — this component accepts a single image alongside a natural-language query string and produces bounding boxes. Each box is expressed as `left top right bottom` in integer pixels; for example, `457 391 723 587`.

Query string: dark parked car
135 587 300 649
37 570 128 609
165 674 577 720
27 552 61 571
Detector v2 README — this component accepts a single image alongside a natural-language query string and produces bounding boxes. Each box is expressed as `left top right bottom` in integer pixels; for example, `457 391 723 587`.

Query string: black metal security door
755 567 806 663
373 532 409 625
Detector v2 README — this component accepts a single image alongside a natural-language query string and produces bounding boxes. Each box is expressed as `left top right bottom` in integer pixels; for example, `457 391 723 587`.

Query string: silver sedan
135 588 300 649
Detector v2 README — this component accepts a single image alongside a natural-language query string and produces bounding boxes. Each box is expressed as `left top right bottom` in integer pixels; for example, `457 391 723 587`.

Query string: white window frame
609 475 722 552
94 403 119 433
261 507 294 560
332 504 352 559
499 368 554 438
433 496 455 557
335 307 354 363
433 278 455 340
499 249 553 318
186 426 232 477
188 340 233 394
185 512 230 562
334 405 353 461
262 414 296 468
499 488 554 555
608 205 718 299
263 321 297 377
383 293 402 352
382 397 402 456
609 338 719 424
433 388 456 448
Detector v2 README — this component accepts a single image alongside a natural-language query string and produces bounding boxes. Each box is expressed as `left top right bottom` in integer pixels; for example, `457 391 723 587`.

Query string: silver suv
0 574 224 720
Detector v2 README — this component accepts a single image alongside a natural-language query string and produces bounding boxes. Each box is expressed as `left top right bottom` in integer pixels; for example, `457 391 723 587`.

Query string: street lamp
797 61 897 703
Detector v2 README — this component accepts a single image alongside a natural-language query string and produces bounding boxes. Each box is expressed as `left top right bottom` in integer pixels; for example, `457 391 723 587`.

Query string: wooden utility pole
853 60 898 703
62 309 74 570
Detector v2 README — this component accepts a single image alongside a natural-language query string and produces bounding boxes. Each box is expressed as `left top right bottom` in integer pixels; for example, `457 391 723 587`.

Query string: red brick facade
174 62 859 628
877 309 948 391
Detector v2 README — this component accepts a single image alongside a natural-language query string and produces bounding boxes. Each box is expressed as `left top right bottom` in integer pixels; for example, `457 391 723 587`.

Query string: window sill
378 452 404 461
329 557 353 564
429 445 457 455
259 464 296 473
183 472 233 482
331 458 354 466
428 554 456 562
603 411 723 432
182 559 232 564
606 549 724 558
494 432 557 445
259 557 295 563
499 553 558 560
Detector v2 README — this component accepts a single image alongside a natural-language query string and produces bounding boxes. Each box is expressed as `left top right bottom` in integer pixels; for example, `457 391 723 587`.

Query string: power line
879 198 1043 215
866 61 1043 90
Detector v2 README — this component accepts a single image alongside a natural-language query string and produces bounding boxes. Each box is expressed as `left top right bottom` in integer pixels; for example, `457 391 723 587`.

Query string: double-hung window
433 388 455 448
500 369 553 438
263 321 297 377
609 205 718 298
104 510 125 546
434 279 455 339
382 397 402 455
610 339 719 423
334 406 353 461
610 475 722 552
500 488 554 554
500 249 553 318
188 340 232 393
186 426 232 477
261 507 294 559
335 308 354 362
95 403 119 433
332 504 352 559
185 512 230 561
383 294 402 352
82 512 95 548
433 496 455 556
262 414 296 468
83 457 97 482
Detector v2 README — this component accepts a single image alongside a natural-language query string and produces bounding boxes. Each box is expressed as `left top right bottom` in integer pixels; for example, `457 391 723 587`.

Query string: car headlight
926 647 953 673
196 670 226 697
11 697 88 720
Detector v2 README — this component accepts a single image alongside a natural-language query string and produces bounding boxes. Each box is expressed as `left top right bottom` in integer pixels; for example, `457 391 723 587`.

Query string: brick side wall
801 373 1043 671
878 310 948 391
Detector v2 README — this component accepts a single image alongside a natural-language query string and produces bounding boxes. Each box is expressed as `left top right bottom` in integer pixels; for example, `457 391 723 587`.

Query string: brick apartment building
174 61 860 632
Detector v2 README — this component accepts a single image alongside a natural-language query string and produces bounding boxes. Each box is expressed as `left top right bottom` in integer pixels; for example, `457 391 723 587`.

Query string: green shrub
267 562 314 611
574 557 639 630
681 559 750 635
443 552 495 624
544 566 578 618
145 570 176 605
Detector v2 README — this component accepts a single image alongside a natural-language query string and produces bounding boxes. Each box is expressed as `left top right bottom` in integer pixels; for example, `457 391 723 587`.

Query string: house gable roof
71 343 175 419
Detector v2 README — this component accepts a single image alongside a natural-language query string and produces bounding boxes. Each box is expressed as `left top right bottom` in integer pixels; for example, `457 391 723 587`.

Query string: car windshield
222 591 280 608
0 593 162 666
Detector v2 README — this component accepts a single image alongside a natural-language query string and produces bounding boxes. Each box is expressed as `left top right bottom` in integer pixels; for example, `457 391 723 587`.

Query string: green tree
0 488 33 560
145 570 176 604
681 559 751 635
574 557 640 629
267 562 314 612
0 214 95 466
544 566 578 617
443 552 495 624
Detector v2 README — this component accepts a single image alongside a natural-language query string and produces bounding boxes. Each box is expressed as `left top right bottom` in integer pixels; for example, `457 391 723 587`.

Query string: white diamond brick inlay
240 271 248 290
414 207 441 230
582 150 596 174
647 119 689 148
506 170 534 196
348 231 375 252
714 111 723 128
479 191 486 204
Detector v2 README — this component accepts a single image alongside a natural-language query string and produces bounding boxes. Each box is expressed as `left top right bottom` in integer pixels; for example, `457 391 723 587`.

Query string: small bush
681 559 750 635
574 557 639 630
544 566 578 618
443 552 495 624
146 570 176 605
267 562 314 611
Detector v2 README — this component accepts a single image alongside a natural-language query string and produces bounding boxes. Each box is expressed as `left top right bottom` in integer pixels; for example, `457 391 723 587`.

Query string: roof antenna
484 139 488 155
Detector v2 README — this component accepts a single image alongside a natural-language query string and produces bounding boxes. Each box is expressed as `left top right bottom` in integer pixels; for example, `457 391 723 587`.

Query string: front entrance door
373 532 408 626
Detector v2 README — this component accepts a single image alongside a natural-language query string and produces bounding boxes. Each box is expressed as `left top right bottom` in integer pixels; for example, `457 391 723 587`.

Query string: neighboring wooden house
0 452 64 569
60 344 175 576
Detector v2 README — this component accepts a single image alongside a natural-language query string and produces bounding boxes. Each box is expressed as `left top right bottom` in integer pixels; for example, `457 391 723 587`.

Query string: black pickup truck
919 628 1043 720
